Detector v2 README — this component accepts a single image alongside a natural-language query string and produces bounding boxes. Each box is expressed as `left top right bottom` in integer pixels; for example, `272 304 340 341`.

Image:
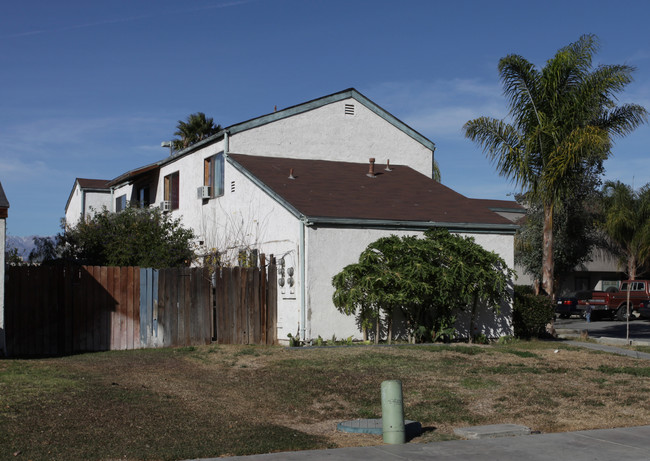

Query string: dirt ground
2 342 650 459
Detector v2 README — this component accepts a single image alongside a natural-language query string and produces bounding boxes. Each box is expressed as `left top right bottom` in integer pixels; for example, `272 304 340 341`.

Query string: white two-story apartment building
65 89 518 341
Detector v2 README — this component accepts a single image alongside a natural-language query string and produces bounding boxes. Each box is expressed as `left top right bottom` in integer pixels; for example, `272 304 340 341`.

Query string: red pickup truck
578 280 650 320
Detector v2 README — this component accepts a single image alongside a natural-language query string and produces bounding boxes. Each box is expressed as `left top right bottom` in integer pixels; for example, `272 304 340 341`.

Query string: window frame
115 194 127 212
164 171 180 210
204 152 224 198
137 185 150 208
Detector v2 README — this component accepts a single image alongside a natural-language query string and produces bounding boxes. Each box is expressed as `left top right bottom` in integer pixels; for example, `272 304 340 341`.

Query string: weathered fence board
213 261 277 345
5 258 277 356
6 265 137 355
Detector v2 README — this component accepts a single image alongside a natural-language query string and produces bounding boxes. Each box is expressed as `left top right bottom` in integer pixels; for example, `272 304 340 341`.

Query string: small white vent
344 103 355 116
197 185 211 199
230 181 236 193
160 200 172 212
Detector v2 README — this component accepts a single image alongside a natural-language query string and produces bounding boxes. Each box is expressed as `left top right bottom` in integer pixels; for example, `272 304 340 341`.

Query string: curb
557 332 650 348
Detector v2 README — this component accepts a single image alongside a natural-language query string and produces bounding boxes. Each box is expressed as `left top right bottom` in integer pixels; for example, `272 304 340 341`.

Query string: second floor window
204 152 224 197
115 194 127 212
137 186 150 208
164 172 180 210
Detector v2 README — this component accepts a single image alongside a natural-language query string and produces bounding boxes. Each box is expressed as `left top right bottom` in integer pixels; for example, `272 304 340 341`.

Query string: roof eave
158 131 226 166
108 163 162 188
304 217 519 234
488 207 526 214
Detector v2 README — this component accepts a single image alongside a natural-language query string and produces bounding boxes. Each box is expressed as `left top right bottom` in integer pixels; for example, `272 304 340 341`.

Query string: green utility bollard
381 380 405 444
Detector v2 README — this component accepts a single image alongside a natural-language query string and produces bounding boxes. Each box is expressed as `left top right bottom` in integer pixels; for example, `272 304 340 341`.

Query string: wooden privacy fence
5 259 277 356
5 265 140 356
213 254 277 345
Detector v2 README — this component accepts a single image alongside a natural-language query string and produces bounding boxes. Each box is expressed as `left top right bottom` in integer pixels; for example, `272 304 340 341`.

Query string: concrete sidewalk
189 425 650 460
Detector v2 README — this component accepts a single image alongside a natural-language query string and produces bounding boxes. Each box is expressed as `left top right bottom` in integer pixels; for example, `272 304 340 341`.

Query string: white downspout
80 186 86 223
300 218 307 342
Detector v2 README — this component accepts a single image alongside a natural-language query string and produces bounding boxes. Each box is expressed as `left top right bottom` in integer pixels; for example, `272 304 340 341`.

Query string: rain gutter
304 217 519 234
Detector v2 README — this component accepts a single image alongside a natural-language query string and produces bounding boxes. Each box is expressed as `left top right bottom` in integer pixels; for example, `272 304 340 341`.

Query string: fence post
260 254 267 345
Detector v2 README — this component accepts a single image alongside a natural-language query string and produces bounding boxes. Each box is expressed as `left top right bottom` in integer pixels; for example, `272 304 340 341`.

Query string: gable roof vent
344 103 355 116
230 181 236 193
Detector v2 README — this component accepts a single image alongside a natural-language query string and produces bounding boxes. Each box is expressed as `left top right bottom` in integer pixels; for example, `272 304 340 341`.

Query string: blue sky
2 0 649 237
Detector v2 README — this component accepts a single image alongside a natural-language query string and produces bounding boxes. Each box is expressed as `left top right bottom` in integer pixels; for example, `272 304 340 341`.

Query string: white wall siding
85 191 111 215
110 142 303 343
65 183 111 228
230 99 434 178
304 227 515 341
112 183 133 211
65 183 83 227
155 140 225 228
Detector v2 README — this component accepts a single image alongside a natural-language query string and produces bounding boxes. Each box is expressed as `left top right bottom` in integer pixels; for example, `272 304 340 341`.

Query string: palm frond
463 117 531 187
596 104 649 137
498 55 541 129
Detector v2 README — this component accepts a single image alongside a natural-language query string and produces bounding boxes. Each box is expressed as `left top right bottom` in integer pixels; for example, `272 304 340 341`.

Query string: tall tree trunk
375 315 380 345
628 254 637 280
541 203 555 298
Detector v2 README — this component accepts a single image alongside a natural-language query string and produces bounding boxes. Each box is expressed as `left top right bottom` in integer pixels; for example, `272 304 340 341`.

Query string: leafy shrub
497 335 517 345
52 206 195 268
512 285 554 339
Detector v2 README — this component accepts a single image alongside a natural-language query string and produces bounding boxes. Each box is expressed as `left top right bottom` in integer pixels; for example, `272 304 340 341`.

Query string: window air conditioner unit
160 200 172 212
198 185 212 199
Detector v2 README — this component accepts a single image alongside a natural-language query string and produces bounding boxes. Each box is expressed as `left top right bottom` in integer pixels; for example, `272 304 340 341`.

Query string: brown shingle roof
472 198 525 211
229 154 513 226
77 178 111 190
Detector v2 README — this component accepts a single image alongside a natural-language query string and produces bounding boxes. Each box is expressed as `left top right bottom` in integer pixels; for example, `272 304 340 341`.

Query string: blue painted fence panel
139 268 159 347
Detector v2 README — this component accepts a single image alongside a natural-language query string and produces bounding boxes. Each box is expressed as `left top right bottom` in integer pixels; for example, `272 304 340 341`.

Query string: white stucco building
64 178 112 228
65 88 518 341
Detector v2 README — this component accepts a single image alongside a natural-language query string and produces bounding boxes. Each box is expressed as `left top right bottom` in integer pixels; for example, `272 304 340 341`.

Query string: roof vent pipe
367 158 376 178
289 168 295 179
385 159 392 171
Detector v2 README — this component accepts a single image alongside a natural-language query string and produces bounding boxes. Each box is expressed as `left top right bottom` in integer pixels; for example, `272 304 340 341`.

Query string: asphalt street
555 315 650 341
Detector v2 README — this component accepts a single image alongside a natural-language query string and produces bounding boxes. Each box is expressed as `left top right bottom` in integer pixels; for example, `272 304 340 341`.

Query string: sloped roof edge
111 88 437 186
226 154 304 220
0 181 9 210
65 178 112 214
305 217 519 234
472 198 525 212
107 163 161 187
225 88 436 152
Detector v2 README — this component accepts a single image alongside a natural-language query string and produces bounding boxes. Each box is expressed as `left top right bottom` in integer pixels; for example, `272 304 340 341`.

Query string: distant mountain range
6 235 46 260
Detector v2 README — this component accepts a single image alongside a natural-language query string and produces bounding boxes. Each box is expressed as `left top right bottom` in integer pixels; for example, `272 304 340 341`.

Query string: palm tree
464 34 647 297
601 181 650 280
172 112 221 151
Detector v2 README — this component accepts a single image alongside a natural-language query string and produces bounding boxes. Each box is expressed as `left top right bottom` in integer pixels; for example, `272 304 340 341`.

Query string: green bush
512 285 555 339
